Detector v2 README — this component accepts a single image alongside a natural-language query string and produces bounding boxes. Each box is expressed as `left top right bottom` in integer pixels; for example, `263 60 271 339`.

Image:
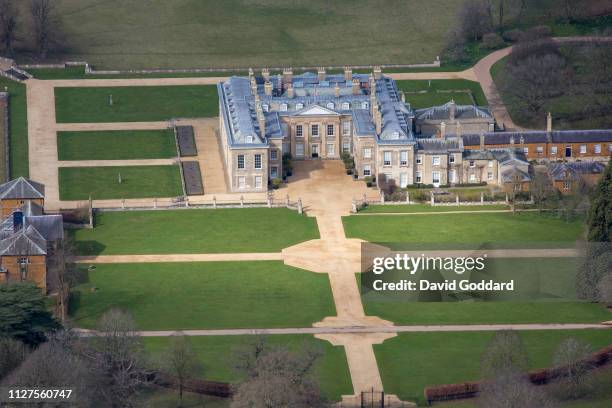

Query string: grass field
72 208 319 254
0 78 28 178
140 389 230 408
55 86 218 123
359 204 510 213
57 129 177 161
396 79 488 109
70 261 335 330
144 335 352 401
59 165 183 200
343 212 584 246
375 330 612 404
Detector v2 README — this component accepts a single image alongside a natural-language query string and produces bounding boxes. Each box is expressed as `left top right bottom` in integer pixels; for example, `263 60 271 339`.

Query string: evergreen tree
0 283 59 346
586 158 611 243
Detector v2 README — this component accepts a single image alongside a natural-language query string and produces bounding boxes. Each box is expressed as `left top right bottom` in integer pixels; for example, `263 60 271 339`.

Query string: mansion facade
217 68 611 192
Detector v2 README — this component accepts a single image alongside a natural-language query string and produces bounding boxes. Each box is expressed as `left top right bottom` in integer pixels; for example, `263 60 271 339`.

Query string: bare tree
80 309 151 408
0 0 18 56
459 1 492 41
563 0 579 22
481 330 529 380
479 370 558 408
597 272 612 306
443 27 469 63
0 337 28 380
530 167 556 209
161 332 202 407
29 0 60 60
231 338 329 408
48 237 78 324
552 338 595 399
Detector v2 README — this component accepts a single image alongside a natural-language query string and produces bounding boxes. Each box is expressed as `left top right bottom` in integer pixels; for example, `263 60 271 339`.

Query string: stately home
217 68 611 192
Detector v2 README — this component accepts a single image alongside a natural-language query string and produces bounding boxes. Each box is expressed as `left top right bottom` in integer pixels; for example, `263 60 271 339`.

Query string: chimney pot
344 66 352 81
262 68 270 82
352 79 360 95
373 66 382 80
283 67 293 85
546 112 552 132
317 67 326 81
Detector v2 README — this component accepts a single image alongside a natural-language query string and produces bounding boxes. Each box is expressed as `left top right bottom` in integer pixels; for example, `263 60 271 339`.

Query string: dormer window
262 104 269 112
326 102 335 110
280 103 288 112
362 101 369 109
342 102 350 110
246 136 253 143
296 103 304 110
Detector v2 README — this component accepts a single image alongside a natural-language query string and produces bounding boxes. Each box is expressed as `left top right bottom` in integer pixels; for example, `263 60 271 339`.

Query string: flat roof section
176 126 198 157
181 161 204 195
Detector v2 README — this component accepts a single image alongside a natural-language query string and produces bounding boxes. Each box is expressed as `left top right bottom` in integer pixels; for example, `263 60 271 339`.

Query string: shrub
271 178 281 189
502 29 524 42
364 176 373 187
481 33 504 49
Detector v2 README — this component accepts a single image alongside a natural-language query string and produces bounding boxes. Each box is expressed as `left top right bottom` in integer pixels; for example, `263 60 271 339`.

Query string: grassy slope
70 261 335 330
0 78 28 178
72 208 319 254
375 330 612 404
143 335 353 401
57 129 177 160
59 165 183 200
55 86 218 123
396 79 488 109
360 257 611 325
343 212 584 245
359 204 510 213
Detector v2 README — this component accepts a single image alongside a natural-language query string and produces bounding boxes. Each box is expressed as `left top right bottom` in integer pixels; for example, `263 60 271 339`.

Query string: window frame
383 151 392 166
296 125 303 138
327 124 334 137
399 150 408 166
237 154 245 170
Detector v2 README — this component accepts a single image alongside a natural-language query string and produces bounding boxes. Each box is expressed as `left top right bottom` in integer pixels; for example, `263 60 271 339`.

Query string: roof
462 130 612 146
23 215 64 241
0 177 44 200
417 137 463 153
502 167 531 183
415 101 493 122
463 148 529 165
549 162 606 181
0 225 47 256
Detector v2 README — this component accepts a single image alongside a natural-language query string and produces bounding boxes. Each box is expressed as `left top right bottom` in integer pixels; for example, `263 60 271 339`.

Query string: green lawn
70 261 335 330
343 212 584 247
143 335 353 401
72 208 319 254
375 330 612 405
0 78 28 178
55 86 218 123
360 256 611 325
57 130 177 161
59 165 183 200
359 204 510 213
139 389 230 408
396 79 488 109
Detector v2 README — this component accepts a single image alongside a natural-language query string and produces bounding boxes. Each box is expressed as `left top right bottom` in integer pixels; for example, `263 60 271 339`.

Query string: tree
478 371 558 408
530 168 556 209
161 333 202 407
0 282 59 346
480 330 529 380
458 1 492 41
586 158 611 243
443 28 469 63
0 0 18 56
597 272 612 307
231 338 329 408
552 338 595 399
0 337 28 380
48 237 78 324
80 309 151 408
2 333 99 406
29 0 61 60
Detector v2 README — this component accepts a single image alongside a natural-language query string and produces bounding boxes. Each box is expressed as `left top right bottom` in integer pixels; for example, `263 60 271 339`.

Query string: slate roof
23 215 64 241
415 101 493 121
218 72 416 147
417 137 463 153
502 167 531 183
0 177 44 200
0 225 47 256
461 130 612 146
549 162 606 181
463 148 529 165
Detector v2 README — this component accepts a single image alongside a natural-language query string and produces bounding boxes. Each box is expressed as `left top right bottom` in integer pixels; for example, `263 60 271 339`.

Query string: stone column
481 192 484 204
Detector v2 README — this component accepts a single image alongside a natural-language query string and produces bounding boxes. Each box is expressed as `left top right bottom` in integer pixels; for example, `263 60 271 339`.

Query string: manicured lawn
343 212 584 246
375 330 612 404
72 208 319 254
143 335 353 401
55 86 218 123
139 389 229 408
359 204 510 213
396 79 488 109
70 261 335 330
57 129 177 161
0 78 28 178
59 165 183 200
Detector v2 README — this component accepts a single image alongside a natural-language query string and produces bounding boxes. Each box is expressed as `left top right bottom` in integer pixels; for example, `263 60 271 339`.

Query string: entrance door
311 144 319 158
565 146 572 158
327 143 335 157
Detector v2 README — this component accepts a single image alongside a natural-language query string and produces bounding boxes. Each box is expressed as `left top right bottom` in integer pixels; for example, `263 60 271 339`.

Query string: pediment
293 104 339 116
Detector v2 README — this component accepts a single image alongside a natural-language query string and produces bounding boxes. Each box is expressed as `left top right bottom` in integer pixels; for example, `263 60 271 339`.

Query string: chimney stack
369 74 376 94
440 122 446 139
287 82 294 98
456 121 462 137
373 66 382 80
12 210 23 232
479 133 485 150
262 68 270 82
334 82 341 98
352 78 360 95
449 99 456 122
283 67 293 85
264 80 273 96
546 112 552 132
317 67 326 81
344 66 352 81
250 76 258 95
375 108 382 134
248 67 254 81
400 91 406 103
256 102 266 137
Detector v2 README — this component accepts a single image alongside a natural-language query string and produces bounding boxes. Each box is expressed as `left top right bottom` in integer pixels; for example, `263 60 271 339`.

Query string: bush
523 25 552 41
481 33 504 49
411 191 429 202
386 191 406 202
502 29 524 42
271 178 281 189
364 176 373 187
